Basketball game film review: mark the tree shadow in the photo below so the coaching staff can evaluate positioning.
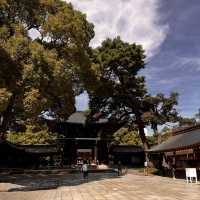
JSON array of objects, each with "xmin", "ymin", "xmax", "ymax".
[{"xmin": 0, "ymin": 170, "xmax": 121, "ymax": 192}]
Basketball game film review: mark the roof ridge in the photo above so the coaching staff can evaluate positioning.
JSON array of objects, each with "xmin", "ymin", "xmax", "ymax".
[{"xmin": 172, "ymin": 124, "xmax": 200, "ymax": 136}]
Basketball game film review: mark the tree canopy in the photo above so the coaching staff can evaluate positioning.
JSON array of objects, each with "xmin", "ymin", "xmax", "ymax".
[
  {"xmin": 0, "ymin": 1, "xmax": 182, "ymax": 150},
  {"xmin": 89, "ymin": 37, "xmax": 149, "ymax": 150},
  {"xmin": 142, "ymin": 92, "xmax": 179, "ymax": 143},
  {"xmin": 113, "ymin": 127, "xmax": 142, "ymax": 145},
  {"xmin": 89, "ymin": 37, "xmax": 179, "ymax": 152},
  {"xmin": 178, "ymin": 117, "xmax": 197, "ymax": 127},
  {"xmin": 6, "ymin": 124, "xmax": 59, "ymax": 145},
  {"xmin": 0, "ymin": 0, "xmax": 95, "ymax": 138}
]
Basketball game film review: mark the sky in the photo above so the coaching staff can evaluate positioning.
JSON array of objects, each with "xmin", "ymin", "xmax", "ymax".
[{"xmin": 71, "ymin": 0, "xmax": 200, "ymax": 118}]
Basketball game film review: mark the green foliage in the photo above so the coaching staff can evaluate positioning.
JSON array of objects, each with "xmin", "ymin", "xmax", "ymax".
[
  {"xmin": 142, "ymin": 93, "xmax": 179, "ymax": 144},
  {"xmin": 113, "ymin": 127, "xmax": 142, "ymax": 145},
  {"xmin": 0, "ymin": 0, "xmax": 95, "ymax": 135},
  {"xmin": 145, "ymin": 127, "xmax": 173, "ymax": 146},
  {"xmin": 89, "ymin": 37, "xmax": 180, "ymax": 150},
  {"xmin": 178, "ymin": 117, "xmax": 197, "ymax": 127},
  {"xmin": 146, "ymin": 135, "xmax": 157, "ymax": 146},
  {"xmin": 89, "ymin": 37, "xmax": 149, "ymax": 149},
  {"xmin": 160, "ymin": 126, "xmax": 172, "ymax": 142},
  {"xmin": 142, "ymin": 92, "xmax": 179, "ymax": 132},
  {"xmin": 0, "ymin": 88, "xmax": 12, "ymax": 112},
  {"xmin": 6, "ymin": 125, "xmax": 58, "ymax": 145},
  {"xmin": 90, "ymin": 37, "xmax": 146, "ymax": 100},
  {"xmin": 90, "ymin": 37, "xmax": 146, "ymax": 118}
]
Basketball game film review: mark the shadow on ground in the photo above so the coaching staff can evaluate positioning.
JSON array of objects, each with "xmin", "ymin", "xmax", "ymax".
[
  {"xmin": 128, "ymin": 167, "xmax": 200, "ymax": 179},
  {"xmin": 0, "ymin": 171, "xmax": 121, "ymax": 192}
]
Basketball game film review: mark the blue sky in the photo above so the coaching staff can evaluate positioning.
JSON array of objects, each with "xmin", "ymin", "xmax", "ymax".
[
  {"xmin": 70, "ymin": 0, "xmax": 200, "ymax": 117},
  {"xmin": 142, "ymin": 0, "xmax": 200, "ymax": 117}
]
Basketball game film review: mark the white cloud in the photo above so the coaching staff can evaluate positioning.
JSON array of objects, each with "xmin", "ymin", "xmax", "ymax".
[
  {"xmin": 66, "ymin": 0, "xmax": 168, "ymax": 58},
  {"xmin": 161, "ymin": 57, "xmax": 200, "ymax": 73},
  {"xmin": 180, "ymin": 57, "xmax": 200, "ymax": 71},
  {"xmin": 158, "ymin": 79, "xmax": 175, "ymax": 85}
]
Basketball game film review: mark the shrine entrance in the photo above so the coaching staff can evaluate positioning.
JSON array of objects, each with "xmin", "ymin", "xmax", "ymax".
[
  {"xmin": 62, "ymin": 137, "xmax": 101, "ymax": 164},
  {"xmin": 53, "ymin": 112, "xmax": 123, "ymax": 165},
  {"xmin": 77, "ymin": 149, "xmax": 92, "ymax": 161}
]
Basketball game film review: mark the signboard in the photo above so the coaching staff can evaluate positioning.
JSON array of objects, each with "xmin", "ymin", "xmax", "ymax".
[
  {"xmin": 185, "ymin": 168, "xmax": 198, "ymax": 183},
  {"xmin": 77, "ymin": 149, "xmax": 92, "ymax": 153}
]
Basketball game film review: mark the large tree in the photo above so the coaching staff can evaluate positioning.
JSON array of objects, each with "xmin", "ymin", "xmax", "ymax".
[
  {"xmin": 89, "ymin": 37, "xmax": 180, "ymax": 156},
  {"xmin": 89, "ymin": 37, "xmax": 149, "ymax": 152},
  {"xmin": 0, "ymin": 0, "xmax": 95, "ymax": 139}
]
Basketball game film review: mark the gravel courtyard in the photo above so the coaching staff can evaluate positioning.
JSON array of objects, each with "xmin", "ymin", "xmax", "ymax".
[{"xmin": 0, "ymin": 172, "xmax": 199, "ymax": 200}]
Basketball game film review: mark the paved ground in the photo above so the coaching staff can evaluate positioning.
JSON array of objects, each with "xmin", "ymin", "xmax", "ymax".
[{"xmin": 0, "ymin": 172, "xmax": 200, "ymax": 200}]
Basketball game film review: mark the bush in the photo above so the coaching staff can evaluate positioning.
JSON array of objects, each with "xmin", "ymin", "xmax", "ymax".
[
  {"xmin": 138, "ymin": 167, "xmax": 159, "ymax": 175},
  {"xmin": 6, "ymin": 125, "xmax": 58, "ymax": 145}
]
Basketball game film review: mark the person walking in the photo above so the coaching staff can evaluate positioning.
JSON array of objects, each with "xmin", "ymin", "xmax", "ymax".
[
  {"xmin": 171, "ymin": 155, "xmax": 176, "ymax": 179},
  {"xmin": 144, "ymin": 160, "xmax": 148, "ymax": 176},
  {"xmin": 117, "ymin": 161, "xmax": 122, "ymax": 176},
  {"xmin": 82, "ymin": 160, "xmax": 88, "ymax": 179}
]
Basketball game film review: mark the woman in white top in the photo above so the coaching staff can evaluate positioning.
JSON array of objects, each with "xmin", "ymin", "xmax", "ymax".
[{"xmin": 82, "ymin": 160, "xmax": 88, "ymax": 179}]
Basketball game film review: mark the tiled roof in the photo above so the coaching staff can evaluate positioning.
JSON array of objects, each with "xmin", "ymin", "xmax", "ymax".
[
  {"xmin": 149, "ymin": 127, "xmax": 200, "ymax": 152},
  {"xmin": 112, "ymin": 145, "xmax": 144, "ymax": 153},
  {"xmin": 67, "ymin": 111, "xmax": 108, "ymax": 124},
  {"xmin": 7, "ymin": 142, "xmax": 60, "ymax": 154}
]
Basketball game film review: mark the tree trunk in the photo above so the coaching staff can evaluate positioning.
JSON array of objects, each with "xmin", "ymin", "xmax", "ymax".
[
  {"xmin": 0, "ymin": 94, "xmax": 15, "ymax": 141},
  {"xmin": 157, "ymin": 133, "xmax": 162, "ymax": 144},
  {"xmin": 153, "ymin": 126, "xmax": 162, "ymax": 144},
  {"xmin": 135, "ymin": 114, "xmax": 149, "ymax": 161}
]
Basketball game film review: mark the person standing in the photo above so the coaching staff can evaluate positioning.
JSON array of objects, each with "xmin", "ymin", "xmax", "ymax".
[
  {"xmin": 82, "ymin": 160, "xmax": 88, "ymax": 179},
  {"xmin": 171, "ymin": 155, "xmax": 176, "ymax": 179},
  {"xmin": 117, "ymin": 161, "xmax": 122, "ymax": 176},
  {"xmin": 162, "ymin": 156, "xmax": 170, "ymax": 176},
  {"xmin": 144, "ymin": 160, "xmax": 148, "ymax": 176}
]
